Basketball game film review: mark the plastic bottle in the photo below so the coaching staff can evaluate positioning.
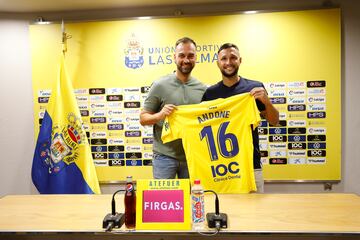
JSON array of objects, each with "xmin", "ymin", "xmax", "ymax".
[
  {"xmin": 191, "ymin": 179, "xmax": 205, "ymax": 230},
  {"xmin": 124, "ymin": 176, "xmax": 136, "ymax": 229}
]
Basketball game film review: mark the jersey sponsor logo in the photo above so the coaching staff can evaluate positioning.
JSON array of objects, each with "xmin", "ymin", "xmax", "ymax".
[
  {"xmin": 92, "ymin": 152, "xmax": 108, "ymax": 159},
  {"xmin": 74, "ymin": 88, "xmax": 87, "ymax": 95},
  {"xmin": 288, "ymin": 135, "xmax": 306, "ymax": 142},
  {"xmin": 124, "ymin": 101, "xmax": 141, "ymax": 108},
  {"xmin": 126, "ymin": 145, "xmax": 142, "ymax": 151},
  {"xmin": 91, "ymin": 131, "xmax": 107, "ymax": 138},
  {"xmin": 108, "ymin": 124, "xmax": 124, "ymax": 130},
  {"xmin": 307, "ymin": 96, "xmax": 326, "ymax": 103},
  {"xmin": 125, "ymin": 131, "xmax": 141, "ymax": 137},
  {"xmin": 109, "ymin": 159, "xmax": 125, "ymax": 166},
  {"xmin": 269, "ymin": 143, "xmax": 286, "ymax": 149},
  {"xmin": 308, "ymin": 127, "xmax": 326, "ymax": 134},
  {"xmin": 94, "ymin": 160, "xmax": 108, "ymax": 166},
  {"xmin": 308, "ymin": 150, "xmax": 326, "ymax": 157},
  {"xmin": 80, "ymin": 110, "xmax": 89, "ymax": 116},
  {"xmin": 307, "ymin": 80, "xmax": 326, "ymax": 88},
  {"xmin": 125, "ymin": 123, "xmax": 141, "ymax": 130},
  {"xmin": 308, "ymin": 104, "xmax": 326, "ymax": 111},
  {"xmin": 287, "ymin": 82, "xmax": 305, "ymax": 88},
  {"xmin": 308, "ymin": 120, "xmax": 325, "ymax": 126},
  {"xmin": 288, "ymin": 142, "xmax": 306, "ymax": 149},
  {"xmin": 288, "ymin": 97, "xmax": 305, "ymax": 104},
  {"xmin": 90, "ymin": 103, "xmax": 105, "ymax": 109},
  {"xmin": 106, "ymin": 95, "xmax": 123, "ymax": 101},
  {"xmin": 91, "ymin": 145, "xmax": 107, "ymax": 152},
  {"xmin": 143, "ymin": 138, "xmax": 154, "ymax": 144},
  {"xmin": 89, "ymin": 88, "xmax": 105, "ymax": 95},
  {"xmin": 288, "ymin": 120, "xmax": 306, "ymax": 127},
  {"xmin": 288, "ymin": 89, "xmax": 306, "ymax": 96},
  {"xmin": 259, "ymin": 142, "xmax": 268, "ymax": 150},
  {"xmin": 107, "ymin": 102, "xmax": 123, "ymax": 108},
  {"xmin": 269, "ymin": 89, "xmax": 286, "ymax": 97},
  {"xmin": 269, "ymin": 150, "xmax": 286, "ymax": 157},
  {"xmin": 109, "ymin": 152, "xmax": 125, "ymax": 159},
  {"xmin": 211, "ymin": 161, "xmax": 240, "ymax": 178},
  {"xmin": 90, "ymin": 138, "xmax": 107, "ymax": 145},
  {"xmin": 38, "ymin": 89, "xmax": 51, "ymax": 97},
  {"xmin": 106, "ymin": 88, "xmax": 123, "ymax": 95},
  {"xmin": 308, "ymin": 142, "xmax": 326, "ymax": 149},
  {"xmin": 143, "ymin": 152, "xmax": 153, "ymax": 159},
  {"xmin": 90, "ymin": 95, "xmax": 106, "ymax": 102},
  {"xmin": 270, "ymin": 97, "xmax": 286, "ymax": 104},
  {"xmin": 307, "ymin": 134, "xmax": 326, "ymax": 141},
  {"xmin": 108, "ymin": 117, "xmax": 123, "ymax": 123},
  {"xmin": 90, "ymin": 117, "xmax": 106, "ymax": 124},
  {"xmin": 279, "ymin": 112, "xmax": 287, "ymax": 119},
  {"xmin": 269, "ymin": 158, "xmax": 287, "ymax": 164},
  {"xmin": 269, "ymin": 82, "xmax": 286, "ymax": 89},
  {"xmin": 269, "ymin": 135, "xmax": 287, "ymax": 142},
  {"xmin": 307, "ymin": 157, "xmax": 326, "ymax": 164},
  {"xmin": 126, "ymin": 160, "xmax": 143, "ymax": 166},
  {"xmin": 261, "ymin": 157, "xmax": 269, "ymax": 165},
  {"xmin": 288, "ymin": 157, "xmax": 306, "ymax": 164},
  {"xmin": 259, "ymin": 136, "xmax": 268, "ymax": 141},
  {"xmin": 76, "ymin": 96, "xmax": 88, "ymax": 102},
  {"xmin": 307, "ymin": 88, "xmax": 326, "ymax": 95},
  {"xmin": 108, "ymin": 145, "xmax": 125, "ymax": 152},
  {"xmin": 288, "ymin": 113, "xmax": 306, "ymax": 118},
  {"xmin": 258, "ymin": 128, "xmax": 268, "ymax": 135},
  {"xmin": 108, "ymin": 138, "xmax": 124, "ymax": 145},
  {"xmin": 38, "ymin": 97, "xmax": 49, "ymax": 103},
  {"xmin": 260, "ymin": 121, "xmax": 268, "ymax": 127},
  {"xmin": 90, "ymin": 109, "xmax": 106, "ymax": 117},
  {"xmin": 288, "ymin": 150, "xmax": 306, "ymax": 157},
  {"xmin": 307, "ymin": 112, "xmax": 326, "ymax": 119},
  {"xmin": 269, "ymin": 128, "xmax": 287, "ymax": 135},
  {"xmin": 124, "ymin": 94, "xmax": 140, "ymax": 101},
  {"xmin": 260, "ymin": 151, "xmax": 268, "ymax": 157},
  {"xmin": 288, "ymin": 104, "xmax": 306, "ymax": 111},
  {"xmin": 107, "ymin": 109, "xmax": 123, "ymax": 116},
  {"xmin": 141, "ymin": 86, "xmax": 151, "ymax": 93},
  {"xmin": 126, "ymin": 152, "xmax": 142, "ymax": 159},
  {"xmin": 143, "ymin": 160, "xmax": 152, "ymax": 166},
  {"xmin": 288, "ymin": 127, "xmax": 306, "ymax": 134}
]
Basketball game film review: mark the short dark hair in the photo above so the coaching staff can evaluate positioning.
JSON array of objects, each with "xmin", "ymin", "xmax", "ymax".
[
  {"xmin": 217, "ymin": 43, "xmax": 239, "ymax": 54},
  {"xmin": 175, "ymin": 37, "xmax": 196, "ymax": 48}
]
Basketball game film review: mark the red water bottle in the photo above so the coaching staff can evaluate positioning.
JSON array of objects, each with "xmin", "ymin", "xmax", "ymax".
[{"xmin": 124, "ymin": 176, "xmax": 136, "ymax": 228}]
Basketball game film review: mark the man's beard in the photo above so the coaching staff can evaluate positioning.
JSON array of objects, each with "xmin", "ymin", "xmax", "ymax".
[
  {"xmin": 177, "ymin": 63, "xmax": 194, "ymax": 75},
  {"xmin": 221, "ymin": 66, "xmax": 239, "ymax": 78}
]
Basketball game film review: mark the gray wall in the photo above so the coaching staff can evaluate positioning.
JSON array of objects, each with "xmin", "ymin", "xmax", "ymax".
[{"xmin": 0, "ymin": 0, "xmax": 359, "ymax": 196}]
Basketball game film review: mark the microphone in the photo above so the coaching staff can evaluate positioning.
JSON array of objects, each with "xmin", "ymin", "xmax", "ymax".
[
  {"xmin": 102, "ymin": 189, "xmax": 125, "ymax": 232},
  {"xmin": 204, "ymin": 190, "xmax": 228, "ymax": 229}
]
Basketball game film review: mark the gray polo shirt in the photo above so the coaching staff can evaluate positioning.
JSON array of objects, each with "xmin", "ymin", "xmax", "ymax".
[{"xmin": 143, "ymin": 73, "xmax": 206, "ymax": 161}]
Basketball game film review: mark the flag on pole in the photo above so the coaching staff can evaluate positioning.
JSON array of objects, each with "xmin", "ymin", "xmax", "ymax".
[{"xmin": 32, "ymin": 54, "xmax": 101, "ymax": 194}]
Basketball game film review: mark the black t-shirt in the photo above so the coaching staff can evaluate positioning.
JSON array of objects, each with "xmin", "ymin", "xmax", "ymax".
[{"xmin": 202, "ymin": 77, "xmax": 266, "ymax": 169}]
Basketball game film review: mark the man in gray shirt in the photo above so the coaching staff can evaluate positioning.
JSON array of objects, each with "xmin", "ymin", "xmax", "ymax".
[{"xmin": 140, "ymin": 37, "xmax": 206, "ymax": 179}]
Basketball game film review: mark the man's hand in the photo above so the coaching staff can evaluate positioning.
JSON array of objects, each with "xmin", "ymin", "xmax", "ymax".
[
  {"xmin": 249, "ymin": 87, "xmax": 271, "ymax": 105},
  {"xmin": 159, "ymin": 104, "xmax": 177, "ymax": 120}
]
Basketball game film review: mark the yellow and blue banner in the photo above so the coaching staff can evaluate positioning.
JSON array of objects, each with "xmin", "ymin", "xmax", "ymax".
[{"xmin": 32, "ymin": 54, "xmax": 101, "ymax": 194}]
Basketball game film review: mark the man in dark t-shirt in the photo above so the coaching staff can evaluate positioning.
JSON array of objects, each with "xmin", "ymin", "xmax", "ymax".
[{"xmin": 202, "ymin": 43, "xmax": 279, "ymax": 193}]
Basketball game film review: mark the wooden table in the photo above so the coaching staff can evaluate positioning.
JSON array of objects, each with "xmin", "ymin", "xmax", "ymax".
[{"xmin": 0, "ymin": 193, "xmax": 359, "ymax": 239}]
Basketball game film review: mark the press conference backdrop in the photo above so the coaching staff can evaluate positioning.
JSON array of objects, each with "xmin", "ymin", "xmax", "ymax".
[{"xmin": 30, "ymin": 8, "xmax": 341, "ymax": 182}]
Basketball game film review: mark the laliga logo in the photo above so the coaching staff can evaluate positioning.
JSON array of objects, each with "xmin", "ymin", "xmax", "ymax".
[{"xmin": 124, "ymin": 33, "xmax": 144, "ymax": 69}]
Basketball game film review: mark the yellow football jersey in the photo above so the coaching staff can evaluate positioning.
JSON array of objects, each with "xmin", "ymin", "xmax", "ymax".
[{"xmin": 162, "ymin": 93, "xmax": 261, "ymax": 193}]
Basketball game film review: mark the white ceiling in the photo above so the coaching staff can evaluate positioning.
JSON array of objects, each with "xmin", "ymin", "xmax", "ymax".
[{"xmin": 0, "ymin": 0, "xmax": 252, "ymax": 13}]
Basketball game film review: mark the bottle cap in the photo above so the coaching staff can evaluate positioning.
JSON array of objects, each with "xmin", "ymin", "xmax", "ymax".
[{"xmin": 194, "ymin": 179, "xmax": 200, "ymax": 184}]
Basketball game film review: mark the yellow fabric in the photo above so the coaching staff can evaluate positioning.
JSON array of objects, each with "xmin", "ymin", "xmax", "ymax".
[{"xmin": 162, "ymin": 93, "xmax": 261, "ymax": 193}]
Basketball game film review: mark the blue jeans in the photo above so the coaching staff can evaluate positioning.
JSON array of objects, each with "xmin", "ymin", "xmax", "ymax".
[{"xmin": 152, "ymin": 153, "xmax": 189, "ymax": 179}]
